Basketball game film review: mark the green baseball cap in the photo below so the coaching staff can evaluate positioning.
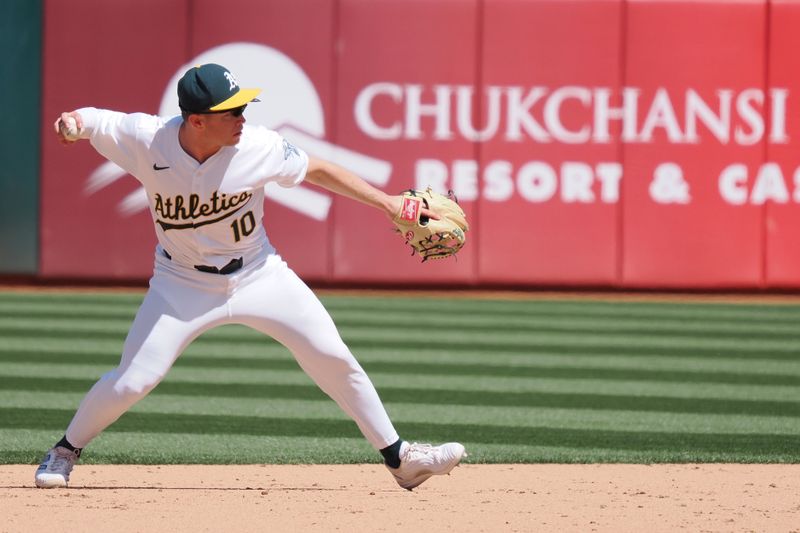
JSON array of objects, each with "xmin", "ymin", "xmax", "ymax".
[{"xmin": 177, "ymin": 63, "xmax": 261, "ymax": 113}]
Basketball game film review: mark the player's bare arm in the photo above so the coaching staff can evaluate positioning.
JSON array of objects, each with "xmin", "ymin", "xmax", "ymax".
[{"xmin": 304, "ymin": 156, "xmax": 440, "ymax": 222}]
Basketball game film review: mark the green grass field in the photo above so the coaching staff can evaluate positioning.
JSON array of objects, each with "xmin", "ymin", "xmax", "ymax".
[{"xmin": 2, "ymin": 290, "xmax": 800, "ymax": 465}]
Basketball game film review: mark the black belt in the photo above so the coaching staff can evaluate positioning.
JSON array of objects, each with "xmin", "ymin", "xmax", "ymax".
[
  {"xmin": 162, "ymin": 249, "xmax": 243, "ymax": 275},
  {"xmin": 194, "ymin": 257, "xmax": 243, "ymax": 275}
]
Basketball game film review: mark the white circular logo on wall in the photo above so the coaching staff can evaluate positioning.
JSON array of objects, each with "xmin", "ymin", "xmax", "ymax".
[
  {"xmin": 87, "ymin": 42, "xmax": 391, "ymax": 221},
  {"xmin": 159, "ymin": 43, "xmax": 325, "ymax": 137}
]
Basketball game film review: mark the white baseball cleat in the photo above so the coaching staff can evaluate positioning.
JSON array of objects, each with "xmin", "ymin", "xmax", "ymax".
[
  {"xmin": 387, "ymin": 441, "xmax": 466, "ymax": 490},
  {"xmin": 35, "ymin": 446, "xmax": 80, "ymax": 488}
]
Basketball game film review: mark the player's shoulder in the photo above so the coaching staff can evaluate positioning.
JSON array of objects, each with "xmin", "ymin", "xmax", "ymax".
[
  {"xmin": 88, "ymin": 109, "xmax": 177, "ymax": 145},
  {"xmin": 132, "ymin": 112, "xmax": 180, "ymax": 133},
  {"xmin": 100, "ymin": 109, "xmax": 175, "ymax": 130},
  {"xmin": 238, "ymin": 124, "xmax": 285, "ymax": 152},
  {"xmin": 128, "ymin": 113, "xmax": 181, "ymax": 145},
  {"xmin": 241, "ymin": 123, "xmax": 280, "ymax": 142},
  {"xmin": 94, "ymin": 109, "xmax": 170, "ymax": 126}
]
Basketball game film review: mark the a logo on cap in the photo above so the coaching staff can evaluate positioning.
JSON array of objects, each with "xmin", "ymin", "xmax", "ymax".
[{"xmin": 224, "ymin": 71, "xmax": 238, "ymax": 91}]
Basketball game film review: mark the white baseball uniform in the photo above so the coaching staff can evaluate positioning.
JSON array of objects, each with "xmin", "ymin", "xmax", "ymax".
[{"xmin": 62, "ymin": 108, "xmax": 400, "ymax": 450}]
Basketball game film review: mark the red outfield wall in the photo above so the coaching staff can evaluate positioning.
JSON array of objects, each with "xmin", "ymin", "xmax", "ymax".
[{"xmin": 38, "ymin": 0, "xmax": 800, "ymax": 288}]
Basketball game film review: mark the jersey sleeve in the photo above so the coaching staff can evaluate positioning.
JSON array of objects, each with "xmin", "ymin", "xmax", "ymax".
[
  {"xmin": 255, "ymin": 128, "xmax": 310, "ymax": 189},
  {"xmin": 78, "ymin": 107, "xmax": 154, "ymax": 179}
]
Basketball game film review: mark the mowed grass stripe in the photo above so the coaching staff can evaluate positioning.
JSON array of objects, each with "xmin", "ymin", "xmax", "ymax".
[
  {"xmin": 7, "ymin": 390, "xmax": 800, "ymax": 436},
  {"xmin": 320, "ymin": 297, "xmax": 800, "ymax": 322},
  {"xmin": 0, "ymin": 305, "xmax": 793, "ymax": 339},
  {"xmin": 1, "ymin": 319, "xmax": 798, "ymax": 358},
  {"xmin": 3, "ymin": 335, "xmax": 800, "ymax": 376},
  {"xmin": 2, "ymin": 375, "xmax": 799, "ymax": 417},
  {"xmin": 4, "ymin": 363, "xmax": 799, "ymax": 402},
  {"xmin": 331, "ymin": 313, "xmax": 800, "ymax": 339},
  {"xmin": 0, "ymin": 293, "xmax": 144, "ymax": 309},
  {"xmin": 5, "ymin": 433, "xmax": 795, "ymax": 465},
  {"xmin": 0, "ymin": 337, "xmax": 800, "ymax": 381},
  {"xmin": 4, "ymin": 349, "xmax": 800, "ymax": 386},
  {"xmin": 4, "ymin": 430, "xmax": 383, "ymax": 466},
  {"xmin": 0, "ymin": 301, "xmax": 138, "ymax": 319},
  {"xmin": 4, "ymin": 290, "xmax": 800, "ymax": 324},
  {"xmin": 5, "ymin": 298, "xmax": 800, "ymax": 335},
  {"xmin": 5, "ymin": 309, "xmax": 800, "ymax": 342},
  {"xmin": 5, "ymin": 299, "xmax": 800, "ymax": 337},
  {"xmin": 4, "ymin": 406, "xmax": 800, "ymax": 461}
]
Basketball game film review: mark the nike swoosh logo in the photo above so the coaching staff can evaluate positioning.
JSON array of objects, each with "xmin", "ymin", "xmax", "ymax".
[{"xmin": 153, "ymin": 163, "xmax": 170, "ymax": 171}]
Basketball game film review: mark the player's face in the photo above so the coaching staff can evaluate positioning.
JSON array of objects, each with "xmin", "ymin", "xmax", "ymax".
[{"xmin": 202, "ymin": 106, "xmax": 247, "ymax": 146}]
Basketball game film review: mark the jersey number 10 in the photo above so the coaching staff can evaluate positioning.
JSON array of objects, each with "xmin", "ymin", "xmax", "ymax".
[{"xmin": 230, "ymin": 211, "xmax": 256, "ymax": 242}]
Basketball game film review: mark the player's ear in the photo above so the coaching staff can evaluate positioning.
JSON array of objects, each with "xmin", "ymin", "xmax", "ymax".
[{"xmin": 187, "ymin": 113, "xmax": 206, "ymax": 130}]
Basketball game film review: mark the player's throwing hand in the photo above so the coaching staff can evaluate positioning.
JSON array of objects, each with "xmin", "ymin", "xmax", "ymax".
[{"xmin": 54, "ymin": 111, "xmax": 84, "ymax": 145}]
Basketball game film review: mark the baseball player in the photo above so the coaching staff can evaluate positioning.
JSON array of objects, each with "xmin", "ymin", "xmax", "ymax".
[{"xmin": 35, "ymin": 63, "xmax": 465, "ymax": 490}]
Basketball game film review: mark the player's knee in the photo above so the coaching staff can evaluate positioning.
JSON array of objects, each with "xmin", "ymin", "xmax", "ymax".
[
  {"xmin": 111, "ymin": 366, "xmax": 162, "ymax": 398},
  {"xmin": 321, "ymin": 347, "xmax": 365, "ymax": 376}
]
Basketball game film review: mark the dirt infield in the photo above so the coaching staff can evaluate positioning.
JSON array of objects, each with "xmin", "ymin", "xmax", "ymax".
[{"xmin": 2, "ymin": 464, "xmax": 799, "ymax": 532}]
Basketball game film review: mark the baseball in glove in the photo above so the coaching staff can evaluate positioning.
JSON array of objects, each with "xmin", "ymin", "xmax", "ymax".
[{"xmin": 392, "ymin": 188, "xmax": 469, "ymax": 262}]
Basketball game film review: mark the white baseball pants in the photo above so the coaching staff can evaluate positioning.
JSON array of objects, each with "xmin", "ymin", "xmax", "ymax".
[{"xmin": 64, "ymin": 254, "xmax": 400, "ymax": 450}]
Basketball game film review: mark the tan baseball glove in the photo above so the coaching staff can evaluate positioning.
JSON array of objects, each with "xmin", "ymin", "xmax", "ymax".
[{"xmin": 392, "ymin": 188, "xmax": 469, "ymax": 261}]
